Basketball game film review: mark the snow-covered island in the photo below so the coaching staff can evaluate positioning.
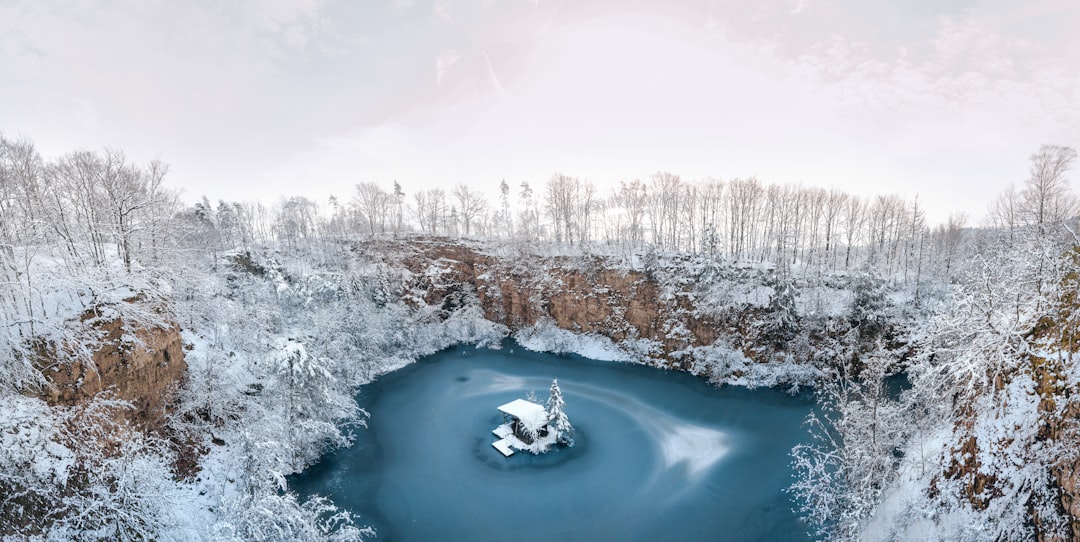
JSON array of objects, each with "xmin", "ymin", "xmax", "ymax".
[{"xmin": 492, "ymin": 379, "xmax": 574, "ymax": 457}]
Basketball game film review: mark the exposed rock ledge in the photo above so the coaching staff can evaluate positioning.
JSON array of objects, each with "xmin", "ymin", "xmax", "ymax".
[
  {"xmin": 373, "ymin": 238, "xmax": 723, "ymax": 366},
  {"xmin": 33, "ymin": 306, "xmax": 187, "ymax": 432},
  {"xmin": 354, "ymin": 237, "xmax": 827, "ymax": 383}
]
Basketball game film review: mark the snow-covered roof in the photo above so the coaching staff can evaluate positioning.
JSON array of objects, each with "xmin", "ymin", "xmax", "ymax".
[{"xmin": 498, "ymin": 399, "xmax": 548, "ymax": 431}]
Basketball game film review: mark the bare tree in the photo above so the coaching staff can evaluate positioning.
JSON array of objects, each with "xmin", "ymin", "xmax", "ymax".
[
  {"xmin": 842, "ymin": 196, "xmax": 866, "ymax": 269},
  {"xmin": 577, "ymin": 179, "xmax": 597, "ymax": 243},
  {"xmin": 1014, "ymin": 145, "xmax": 1077, "ymax": 300},
  {"xmin": 906, "ymin": 196, "xmax": 928, "ymax": 304},
  {"xmin": 50, "ymin": 151, "xmax": 109, "ymax": 265},
  {"xmin": 728, "ymin": 177, "xmax": 762, "ymax": 260},
  {"xmin": 988, "ymin": 182, "xmax": 1021, "ymax": 243},
  {"xmin": 696, "ymin": 178, "xmax": 725, "ymax": 256},
  {"xmin": 865, "ymin": 194, "xmax": 908, "ymax": 272},
  {"xmin": 802, "ymin": 187, "xmax": 826, "ymax": 267},
  {"xmin": 938, "ymin": 212, "xmax": 967, "ymax": 280},
  {"xmin": 96, "ymin": 151, "xmax": 171, "ymax": 272},
  {"xmin": 130, "ymin": 160, "xmax": 179, "ymax": 264},
  {"xmin": 823, "ymin": 189, "xmax": 847, "ymax": 270},
  {"xmin": 761, "ymin": 184, "xmax": 785, "ymax": 265},
  {"xmin": 351, "ymin": 182, "xmax": 391, "ymax": 235},
  {"xmin": 679, "ymin": 182, "xmax": 698, "ymax": 252},
  {"xmin": 275, "ymin": 196, "xmax": 319, "ymax": 247},
  {"xmin": 647, "ymin": 171, "xmax": 682, "ymax": 250},
  {"xmin": 452, "ymin": 184, "xmax": 487, "ymax": 237},
  {"xmin": 412, "ymin": 189, "xmax": 444, "ymax": 234},
  {"xmin": 613, "ymin": 180, "xmax": 648, "ymax": 247},
  {"xmin": 546, "ymin": 173, "xmax": 578, "ymax": 244},
  {"xmin": 1021, "ymin": 145, "xmax": 1078, "ymax": 235}
]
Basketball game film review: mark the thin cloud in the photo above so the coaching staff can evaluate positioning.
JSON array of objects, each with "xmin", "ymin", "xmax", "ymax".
[
  {"xmin": 435, "ymin": 2, "xmax": 454, "ymax": 23},
  {"xmin": 1, "ymin": 0, "xmax": 1076, "ymax": 225},
  {"xmin": 484, "ymin": 52, "xmax": 506, "ymax": 97},
  {"xmin": 795, "ymin": 11, "xmax": 1078, "ymax": 125},
  {"xmin": 436, "ymin": 49, "xmax": 461, "ymax": 87}
]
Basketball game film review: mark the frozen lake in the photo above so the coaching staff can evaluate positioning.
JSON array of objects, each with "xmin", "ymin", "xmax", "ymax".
[{"xmin": 292, "ymin": 341, "xmax": 815, "ymax": 541}]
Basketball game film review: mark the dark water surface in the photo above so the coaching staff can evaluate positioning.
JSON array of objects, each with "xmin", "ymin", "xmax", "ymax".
[{"xmin": 292, "ymin": 341, "xmax": 815, "ymax": 541}]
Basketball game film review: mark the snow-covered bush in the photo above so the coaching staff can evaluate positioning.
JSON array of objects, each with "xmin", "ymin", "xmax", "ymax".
[{"xmin": 0, "ymin": 395, "xmax": 195, "ymax": 539}]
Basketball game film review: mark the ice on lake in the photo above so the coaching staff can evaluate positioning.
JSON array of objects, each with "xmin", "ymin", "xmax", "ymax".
[{"xmin": 292, "ymin": 341, "xmax": 814, "ymax": 541}]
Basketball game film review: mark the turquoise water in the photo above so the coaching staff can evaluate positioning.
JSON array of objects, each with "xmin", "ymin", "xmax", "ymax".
[{"xmin": 292, "ymin": 342, "xmax": 815, "ymax": 541}]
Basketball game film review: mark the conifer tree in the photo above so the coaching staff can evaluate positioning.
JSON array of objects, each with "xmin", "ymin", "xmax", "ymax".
[{"xmin": 546, "ymin": 378, "xmax": 574, "ymax": 447}]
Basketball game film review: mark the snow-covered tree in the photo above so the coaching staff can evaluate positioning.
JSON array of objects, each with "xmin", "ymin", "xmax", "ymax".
[
  {"xmin": 848, "ymin": 267, "xmax": 890, "ymax": 340},
  {"xmin": 789, "ymin": 352, "xmax": 908, "ymax": 540},
  {"xmin": 272, "ymin": 338, "xmax": 360, "ymax": 471},
  {"xmin": 761, "ymin": 274, "xmax": 799, "ymax": 347},
  {"xmin": 55, "ymin": 423, "xmax": 186, "ymax": 540},
  {"xmin": 211, "ymin": 492, "xmax": 373, "ymax": 542},
  {"xmin": 546, "ymin": 378, "xmax": 574, "ymax": 447},
  {"xmin": 0, "ymin": 395, "xmax": 192, "ymax": 539}
]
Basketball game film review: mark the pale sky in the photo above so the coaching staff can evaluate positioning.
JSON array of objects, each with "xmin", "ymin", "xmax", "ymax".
[{"xmin": 2, "ymin": 0, "xmax": 1079, "ymax": 224}]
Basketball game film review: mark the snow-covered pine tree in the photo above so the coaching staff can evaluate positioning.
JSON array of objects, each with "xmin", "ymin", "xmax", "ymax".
[
  {"xmin": 762, "ymin": 274, "xmax": 800, "ymax": 347},
  {"xmin": 848, "ymin": 267, "xmax": 890, "ymax": 340},
  {"xmin": 546, "ymin": 378, "xmax": 574, "ymax": 447}
]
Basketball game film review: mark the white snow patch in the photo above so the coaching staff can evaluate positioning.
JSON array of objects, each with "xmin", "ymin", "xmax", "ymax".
[
  {"xmin": 514, "ymin": 321, "xmax": 630, "ymax": 362},
  {"xmin": 463, "ymin": 371, "xmax": 527, "ymax": 395},
  {"xmin": 570, "ymin": 381, "xmax": 730, "ymax": 480},
  {"xmin": 655, "ymin": 423, "xmax": 729, "ymax": 478}
]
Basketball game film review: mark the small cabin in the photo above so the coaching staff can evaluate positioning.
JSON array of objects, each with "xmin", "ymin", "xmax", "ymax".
[
  {"xmin": 498, "ymin": 399, "xmax": 550, "ymax": 443},
  {"xmin": 492, "ymin": 398, "xmax": 553, "ymax": 457}
]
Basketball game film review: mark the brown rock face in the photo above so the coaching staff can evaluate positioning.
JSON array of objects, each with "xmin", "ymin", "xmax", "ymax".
[
  {"xmin": 480, "ymin": 265, "xmax": 719, "ymax": 353},
  {"xmin": 1035, "ymin": 364, "xmax": 1080, "ymax": 541},
  {"xmin": 1028, "ymin": 253, "xmax": 1080, "ymax": 541},
  {"xmin": 1053, "ymin": 442, "xmax": 1080, "ymax": 541},
  {"xmin": 371, "ymin": 238, "xmax": 724, "ymax": 367},
  {"xmin": 35, "ymin": 312, "xmax": 187, "ymax": 432}
]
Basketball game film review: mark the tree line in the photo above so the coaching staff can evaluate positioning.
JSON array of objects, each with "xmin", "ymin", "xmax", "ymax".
[
  {"xmin": 5, "ymin": 132, "xmax": 1074, "ymax": 296},
  {"xmin": 189, "ymin": 172, "xmax": 977, "ymax": 284}
]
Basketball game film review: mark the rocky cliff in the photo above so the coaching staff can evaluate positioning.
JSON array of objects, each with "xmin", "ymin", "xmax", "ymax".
[
  {"xmin": 379, "ymin": 238, "xmax": 726, "ymax": 367},
  {"xmin": 34, "ymin": 304, "xmax": 187, "ymax": 432},
  {"xmin": 941, "ymin": 250, "xmax": 1080, "ymax": 542},
  {"xmin": 356, "ymin": 237, "xmax": 846, "ymax": 387},
  {"xmin": 1030, "ymin": 258, "xmax": 1080, "ymax": 542}
]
